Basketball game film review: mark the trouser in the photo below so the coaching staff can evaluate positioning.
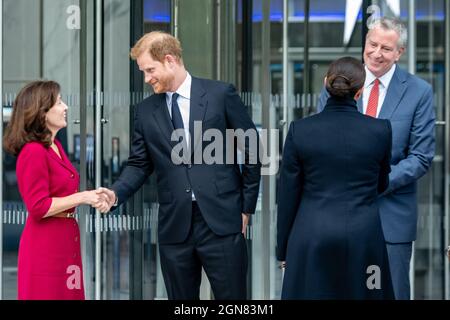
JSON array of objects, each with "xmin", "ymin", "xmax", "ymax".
[
  {"xmin": 386, "ymin": 242, "xmax": 413, "ymax": 300},
  {"xmin": 159, "ymin": 201, "xmax": 248, "ymax": 300}
]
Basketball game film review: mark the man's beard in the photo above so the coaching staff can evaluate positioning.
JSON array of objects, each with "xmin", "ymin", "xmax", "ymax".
[{"xmin": 152, "ymin": 74, "xmax": 174, "ymax": 94}]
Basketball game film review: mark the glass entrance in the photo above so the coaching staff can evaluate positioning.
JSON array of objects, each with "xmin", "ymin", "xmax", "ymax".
[
  {"xmin": 1, "ymin": 0, "xmax": 449, "ymax": 300},
  {"xmin": 1, "ymin": 0, "xmax": 86, "ymax": 299}
]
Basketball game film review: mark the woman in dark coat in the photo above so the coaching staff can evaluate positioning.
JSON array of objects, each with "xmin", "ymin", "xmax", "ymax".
[{"xmin": 276, "ymin": 57, "xmax": 394, "ymax": 299}]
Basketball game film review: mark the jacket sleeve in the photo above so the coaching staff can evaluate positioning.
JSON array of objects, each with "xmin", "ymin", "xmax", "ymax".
[
  {"xmin": 16, "ymin": 144, "xmax": 52, "ymax": 221},
  {"xmin": 224, "ymin": 84, "xmax": 262, "ymax": 214},
  {"xmin": 111, "ymin": 103, "xmax": 154, "ymax": 208},
  {"xmin": 276, "ymin": 123, "xmax": 303, "ymax": 261},
  {"xmin": 385, "ymin": 84, "xmax": 435, "ymax": 193},
  {"xmin": 378, "ymin": 120, "xmax": 392, "ymax": 194}
]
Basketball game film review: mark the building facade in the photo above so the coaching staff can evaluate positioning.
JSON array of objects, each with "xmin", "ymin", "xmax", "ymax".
[{"xmin": 0, "ymin": 0, "xmax": 449, "ymax": 300}]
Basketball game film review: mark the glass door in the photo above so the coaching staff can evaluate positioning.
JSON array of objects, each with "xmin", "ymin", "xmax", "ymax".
[
  {"xmin": 2, "ymin": 0, "xmax": 449, "ymax": 301},
  {"xmin": 1, "ymin": 0, "xmax": 86, "ymax": 299},
  {"xmin": 411, "ymin": 0, "xmax": 447, "ymax": 299},
  {"xmin": 268, "ymin": 0, "xmax": 450, "ymax": 300}
]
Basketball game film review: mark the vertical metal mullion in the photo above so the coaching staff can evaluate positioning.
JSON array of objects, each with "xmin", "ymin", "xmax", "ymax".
[
  {"xmin": 241, "ymin": 0, "xmax": 253, "ymax": 122},
  {"xmin": 302, "ymin": 0, "xmax": 309, "ymax": 100},
  {"xmin": 426, "ymin": 0, "xmax": 435, "ymax": 299},
  {"xmin": 95, "ymin": 0, "xmax": 103, "ymax": 301},
  {"xmin": 39, "ymin": 0, "xmax": 43, "ymax": 78},
  {"xmin": 362, "ymin": 0, "xmax": 371, "ymax": 60},
  {"xmin": 408, "ymin": 0, "xmax": 416, "ymax": 75},
  {"xmin": 241, "ymin": 0, "xmax": 253, "ymax": 298},
  {"xmin": 129, "ymin": 0, "xmax": 144, "ymax": 300},
  {"xmin": 79, "ymin": 0, "xmax": 90, "ymax": 300},
  {"xmin": 407, "ymin": 0, "xmax": 416, "ymax": 300},
  {"xmin": 0, "ymin": 0, "xmax": 3, "ymax": 301},
  {"xmin": 444, "ymin": 0, "xmax": 450, "ymax": 302},
  {"xmin": 220, "ymin": 0, "xmax": 236, "ymax": 84},
  {"xmin": 260, "ymin": 0, "xmax": 271, "ymax": 300},
  {"xmin": 241, "ymin": 0, "xmax": 252, "ymax": 94},
  {"xmin": 215, "ymin": 0, "xmax": 221, "ymax": 80},
  {"xmin": 172, "ymin": 0, "xmax": 178, "ymax": 38},
  {"xmin": 281, "ymin": 0, "xmax": 288, "ymax": 141}
]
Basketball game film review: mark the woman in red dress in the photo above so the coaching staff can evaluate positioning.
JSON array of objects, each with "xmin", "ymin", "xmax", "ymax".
[{"xmin": 3, "ymin": 81, "xmax": 109, "ymax": 300}]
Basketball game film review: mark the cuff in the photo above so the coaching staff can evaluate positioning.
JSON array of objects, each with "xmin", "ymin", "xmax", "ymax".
[{"xmin": 113, "ymin": 191, "xmax": 118, "ymax": 207}]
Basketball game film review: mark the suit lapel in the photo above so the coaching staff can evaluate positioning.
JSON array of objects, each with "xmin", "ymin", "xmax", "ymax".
[
  {"xmin": 48, "ymin": 141, "xmax": 77, "ymax": 175},
  {"xmin": 189, "ymin": 77, "xmax": 207, "ymax": 157},
  {"xmin": 378, "ymin": 66, "xmax": 407, "ymax": 119},
  {"xmin": 151, "ymin": 79, "xmax": 208, "ymax": 159},
  {"xmin": 152, "ymin": 93, "xmax": 178, "ymax": 149}
]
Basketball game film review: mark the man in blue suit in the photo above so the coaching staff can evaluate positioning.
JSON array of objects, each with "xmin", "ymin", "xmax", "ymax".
[
  {"xmin": 317, "ymin": 18, "xmax": 435, "ymax": 300},
  {"xmin": 99, "ymin": 31, "xmax": 261, "ymax": 299}
]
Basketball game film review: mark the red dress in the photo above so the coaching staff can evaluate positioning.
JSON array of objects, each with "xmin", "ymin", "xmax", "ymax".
[{"xmin": 16, "ymin": 140, "xmax": 85, "ymax": 300}]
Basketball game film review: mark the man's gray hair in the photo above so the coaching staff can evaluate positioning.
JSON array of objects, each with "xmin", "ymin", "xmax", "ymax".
[{"xmin": 367, "ymin": 17, "xmax": 407, "ymax": 49}]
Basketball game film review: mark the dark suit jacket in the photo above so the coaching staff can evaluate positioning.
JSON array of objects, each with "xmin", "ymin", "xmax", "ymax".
[
  {"xmin": 112, "ymin": 77, "xmax": 261, "ymax": 244},
  {"xmin": 317, "ymin": 66, "xmax": 435, "ymax": 242}
]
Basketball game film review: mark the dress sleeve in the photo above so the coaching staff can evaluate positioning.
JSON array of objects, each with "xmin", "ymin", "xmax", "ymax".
[{"xmin": 16, "ymin": 143, "xmax": 53, "ymax": 220}]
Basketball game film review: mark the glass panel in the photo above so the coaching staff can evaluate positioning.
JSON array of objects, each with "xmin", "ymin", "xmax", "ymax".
[
  {"xmin": 98, "ymin": 0, "xmax": 132, "ymax": 300},
  {"xmin": 249, "ymin": 0, "xmax": 274, "ymax": 300},
  {"xmin": 412, "ymin": 0, "xmax": 446, "ymax": 300},
  {"xmin": 2, "ymin": 0, "xmax": 39, "ymax": 299},
  {"xmin": 267, "ymin": 0, "xmax": 448, "ymax": 300},
  {"xmin": 141, "ymin": 0, "xmax": 171, "ymax": 300},
  {"xmin": 2, "ymin": 0, "xmax": 84, "ymax": 299},
  {"xmin": 2, "ymin": 0, "xmax": 447, "ymax": 301},
  {"xmin": 177, "ymin": 0, "xmax": 215, "ymax": 79}
]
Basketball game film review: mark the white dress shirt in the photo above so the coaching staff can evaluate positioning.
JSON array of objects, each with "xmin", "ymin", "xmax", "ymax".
[
  {"xmin": 166, "ymin": 72, "xmax": 192, "ymax": 148},
  {"xmin": 166, "ymin": 72, "xmax": 196, "ymax": 200},
  {"xmin": 362, "ymin": 64, "xmax": 396, "ymax": 118}
]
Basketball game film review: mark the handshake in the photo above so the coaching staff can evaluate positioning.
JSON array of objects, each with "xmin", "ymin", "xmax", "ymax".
[{"xmin": 81, "ymin": 187, "xmax": 117, "ymax": 213}]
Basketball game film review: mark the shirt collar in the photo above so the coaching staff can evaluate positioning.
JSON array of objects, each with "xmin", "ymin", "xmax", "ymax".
[
  {"xmin": 364, "ymin": 64, "xmax": 396, "ymax": 89},
  {"xmin": 167, "ymin": 72, "xmax": 192, "ymax": 100}
]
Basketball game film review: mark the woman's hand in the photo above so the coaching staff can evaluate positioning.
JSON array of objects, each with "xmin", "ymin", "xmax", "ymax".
[{"xmin": 82, "ymin": 190, "xmax": 109, "ymax": 213}]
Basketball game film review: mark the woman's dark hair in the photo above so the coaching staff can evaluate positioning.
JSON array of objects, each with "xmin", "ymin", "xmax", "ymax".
[
  {"xmin": 3, "ymin": 80, "xmax": 60, "ymax": 156},
  {"xmin": 325, "ymin": 57, "xmax": 365, "ymax": 99}
]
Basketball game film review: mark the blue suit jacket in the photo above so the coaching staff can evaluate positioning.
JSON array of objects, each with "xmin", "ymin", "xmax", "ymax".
[
  {"xmin": 317, "ymin": 66, "xmax": 435, "ymax": 243},
  {"xmin": 111, "ymin": 77, "xmax": 261, "ymax": 244}
]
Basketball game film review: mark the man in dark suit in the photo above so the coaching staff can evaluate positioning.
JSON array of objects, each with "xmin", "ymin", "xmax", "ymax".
[
  {"xmin": 317, "ymin": 18, "xmax": 435, "ymax": 300},
  {"xmin": 99, "ymin": 31, "xmax": 261, "ymax": 299}
]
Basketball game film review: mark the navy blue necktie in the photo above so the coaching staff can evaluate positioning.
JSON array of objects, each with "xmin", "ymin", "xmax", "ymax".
[{"xmin": 171, "ymin": 93, "xmax": 184, "ymax": 130}]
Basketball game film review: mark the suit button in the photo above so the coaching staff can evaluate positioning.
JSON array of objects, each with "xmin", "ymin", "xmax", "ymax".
[
  {"xmin": 74, "ymin": 236, "xmax": 78, "ymax": 242},
  {"xmin": 70, "ymin": 174, "xmax": 75, "ymax": 178},
  {"xmin": 73, "ymin": 253, "xmax": 77, "ymax": 258},
  {"xmin": 187, "ymin": 164, "xmax": 192, "ymax": 169},
  {"xmin": 185, "ymin": 188, "xmax": 191, "ymax": 193}
]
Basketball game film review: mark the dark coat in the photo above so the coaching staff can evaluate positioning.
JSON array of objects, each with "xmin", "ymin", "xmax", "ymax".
[{"xmin": 277, "ymin": 96, "xmax": 394, "ymax": 299}]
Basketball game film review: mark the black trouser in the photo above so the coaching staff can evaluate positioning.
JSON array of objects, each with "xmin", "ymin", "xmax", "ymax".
[{"xmin": 159, "ymin": 202, "xmax": 248, "ymax": 300}]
